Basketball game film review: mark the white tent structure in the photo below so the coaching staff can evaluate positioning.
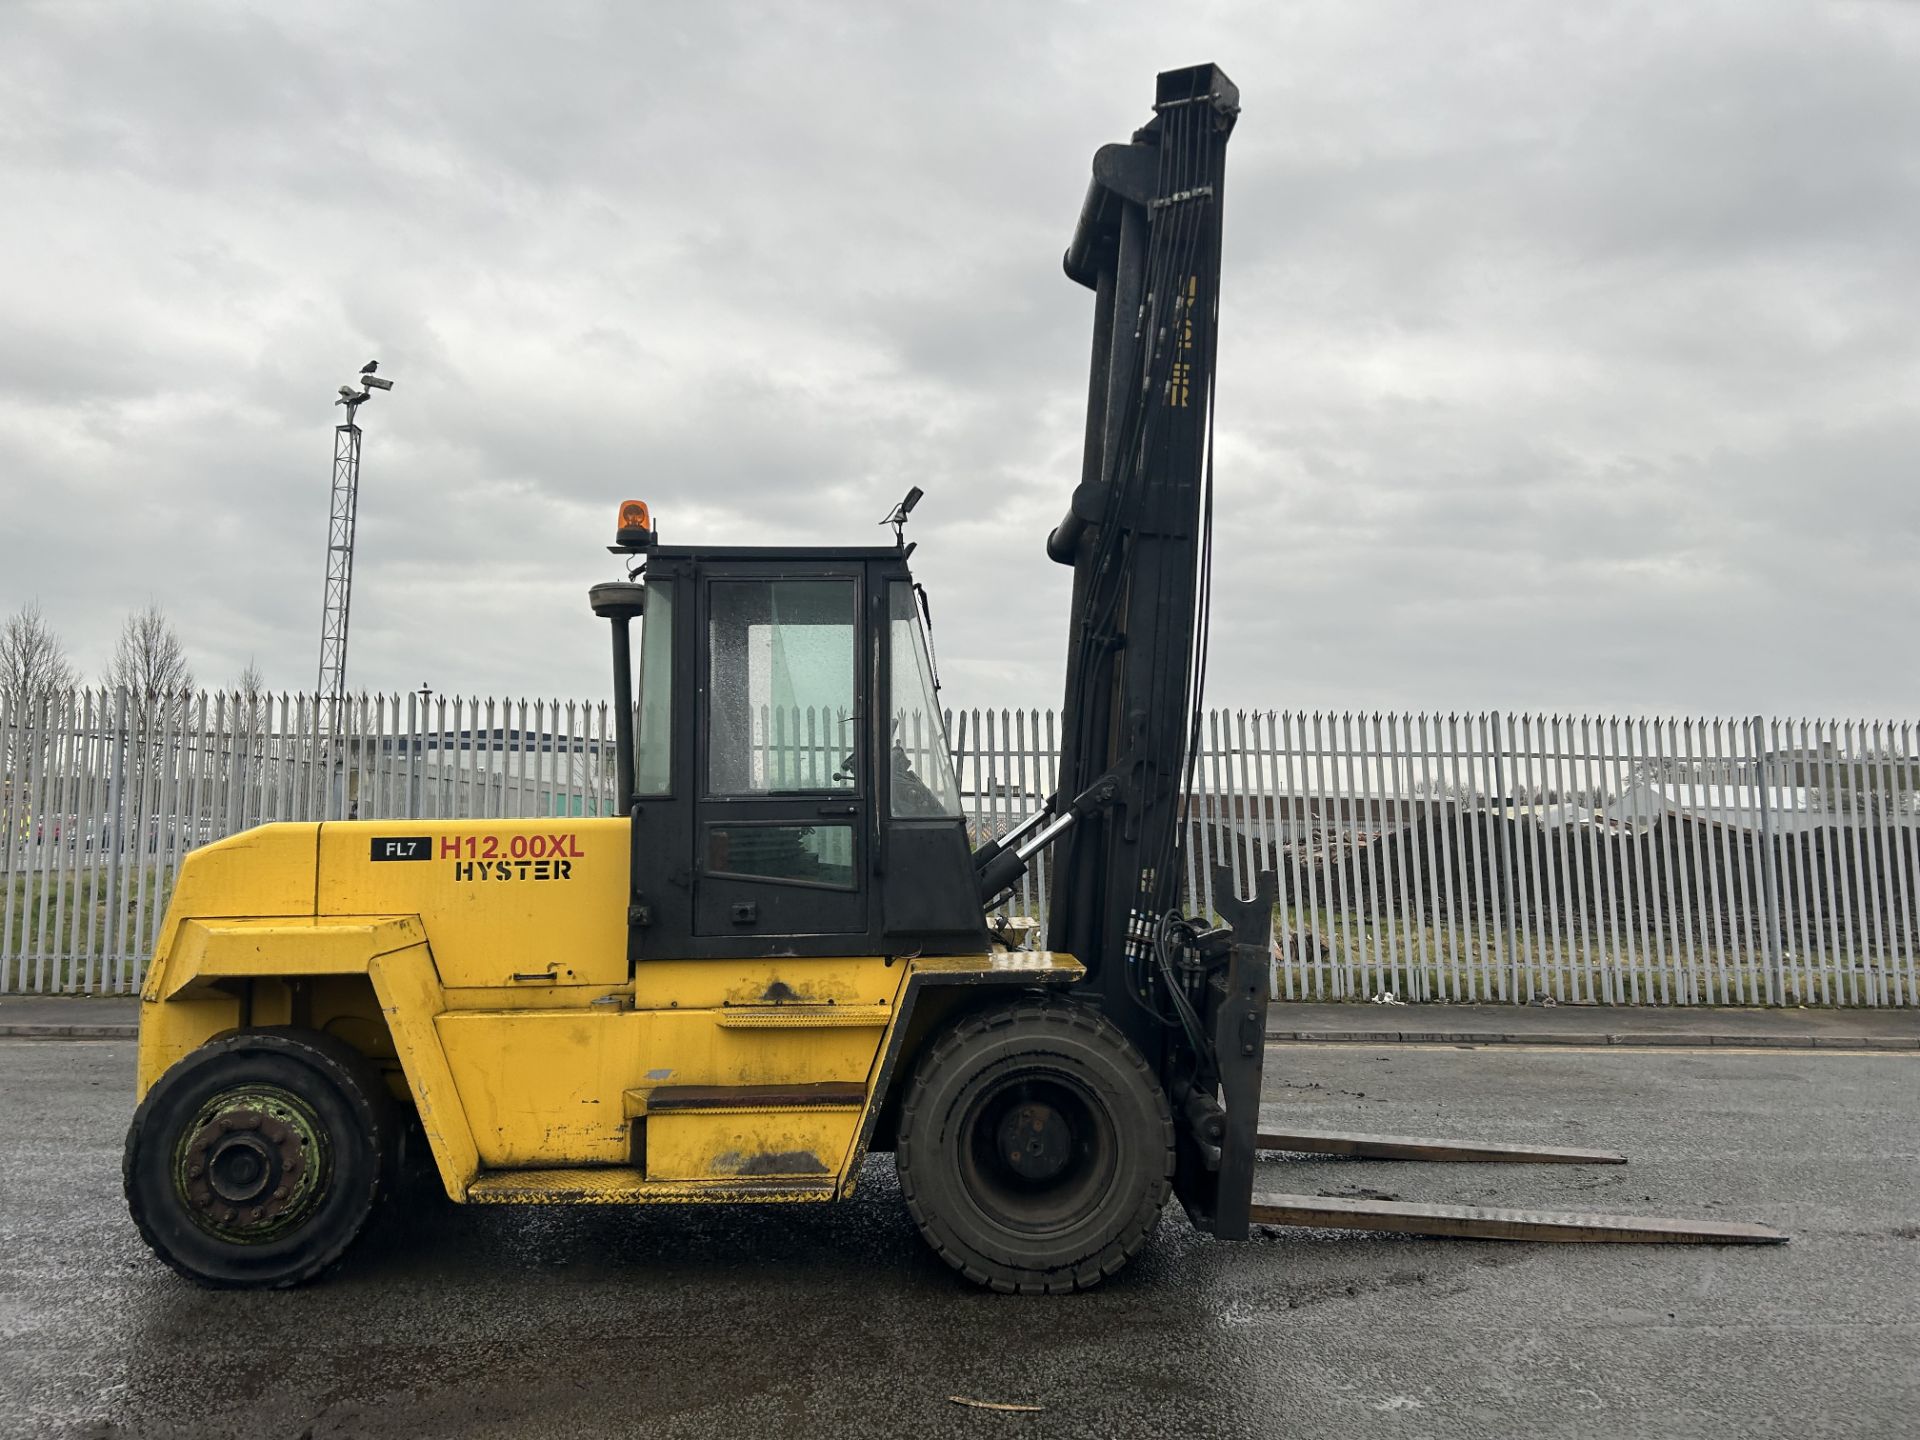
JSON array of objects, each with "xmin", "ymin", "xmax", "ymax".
[{"xmin": 1599, "ymin": 781, "xmax": 1828, "ymax": 834}]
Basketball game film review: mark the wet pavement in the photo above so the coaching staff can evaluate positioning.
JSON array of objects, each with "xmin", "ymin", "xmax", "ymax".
[{"xmin": 2, "ymin": 1038, "xmax": 1915, "ymax": 1439}]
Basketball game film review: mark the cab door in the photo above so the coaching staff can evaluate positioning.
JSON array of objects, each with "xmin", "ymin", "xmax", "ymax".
[{"xmin": 693, "ymin": 569, "xmax": 871, "ymax": 940}]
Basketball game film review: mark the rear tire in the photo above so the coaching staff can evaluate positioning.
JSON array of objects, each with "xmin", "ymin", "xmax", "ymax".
[
  {"xmin": 124, "ymin": 1028, "xmax": 392, "ymax": 1289},
  {"xmin": 896, "ymin": 997, "xmax": 1173, "ymax": 1295}
]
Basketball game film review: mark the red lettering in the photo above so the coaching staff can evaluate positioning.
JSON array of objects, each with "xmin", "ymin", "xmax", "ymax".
[
  {"xmin": 568, "ymin": 835, "xmax": 585, "ymax": 858},
  {"xmin": 481, "ymin": 836, "xmax": 499, "ymax": 860},
  {"xmin": 440, "ymin": 837, "xmax": 459, "ymax": 858},
  {"xmin": 509, "ymin": 834, "xmax": 528, "ymax": 859},
  {"xmin": 527, "ymin": 835, "xmax": 548, "ymax": 859}
]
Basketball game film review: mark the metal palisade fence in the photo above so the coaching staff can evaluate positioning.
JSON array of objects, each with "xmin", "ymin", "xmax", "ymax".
[
  {"xmin": 4, "ymin": 691, "xmax": 1917, "ymax": 1006},
  {"xmin": 0, "ymin": 689, "xmax": 620, "ymax": 994},
  {"xmin": 962, "ymin": 709, "xmax": 1920, "ymax": 1009}
]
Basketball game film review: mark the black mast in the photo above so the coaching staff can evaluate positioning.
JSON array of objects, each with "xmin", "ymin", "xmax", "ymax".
[
  {"xmin": 1046, "ymin": 63, "xmax": 1238, "ymax": 1064},
  {"xmin": 1041, "ymin": 64, "xmax": 1260, "ymax": 1234}
]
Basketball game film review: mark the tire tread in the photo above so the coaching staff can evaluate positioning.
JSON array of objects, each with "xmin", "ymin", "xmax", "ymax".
[
  {"xmin": 896, "ymin": 996, "xmax": 1173, "ymax": 1296},
  {"xmin": 123, "ymin": 1027, "xmax": 392, "ymax": 1290}
]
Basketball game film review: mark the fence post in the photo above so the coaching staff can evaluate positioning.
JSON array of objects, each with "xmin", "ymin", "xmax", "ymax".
[
  {"xmin": 1751, "ymin": 713, "xmax": 1784, "ymax": 1006},
  {"xmin": 407, "ymin": 689, "xmax": 422, "ymax": 821},
  {"xmin": 0, "ymin": 691, "xmax": 17, "ymax": 991},
  {"xmin": 1490, "ymin": 711, "xmax": 1518, "ymax": 1002},
  {"xmin": 101, "ymin": 689, "xmax": 127, "ymax": 992}
]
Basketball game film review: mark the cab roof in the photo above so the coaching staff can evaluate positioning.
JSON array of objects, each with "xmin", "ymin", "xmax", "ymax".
[{"xmin": 642, "ymin": 544, "xmax": 912, "ymax": 563}]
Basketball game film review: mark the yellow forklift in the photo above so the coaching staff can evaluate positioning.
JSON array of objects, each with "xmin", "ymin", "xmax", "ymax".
[{"xmin": 124, "ymin": 64, "xmax": 1783, "ymax": 1290}]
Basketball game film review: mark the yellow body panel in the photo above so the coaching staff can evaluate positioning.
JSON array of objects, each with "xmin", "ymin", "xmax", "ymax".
[
  {"xmin": 141, "ymin": 824, "xmax": 322, "ymax": 995},
  {"xmin": 313, "ymin": 818, "xmax": 628, "ymax": 988},
  {"xmin": 367, "ymin": 944, "xmax": 480, "ymax": 1197},
  {"xmin": 646, "ymin": 1110, "xmax": 857, "ymax": 1180},
  {"xmin": 627, "ymin": 958, "xmax": 901, "ymax": 1011},
  {"xmin": 137, "ymin": 817, "xmax": 1088, "ymax": 1206},
  {"xmin": 136, "ymin": 992, "xmax": 246, "ymax": 1087},
  {"xmin": 433, "ymin": 979, "xmax": 899, "ymax": 1168},
  {"xmin": 158, "ymin": 917, "xmax": 426, "ymax": 997},
  {"xmin": 136, "ymin": 914, "xmax": 424, "ymax": 1088}
]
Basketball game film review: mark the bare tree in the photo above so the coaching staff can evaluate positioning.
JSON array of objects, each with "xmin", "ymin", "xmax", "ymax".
[
  {"xmin": 210, "ymin": 657, "xmax": 271, "ymax": 822},
  {"xmin": 104, "ymin": 605, "xmax": 196, "ymax": 806},
  {"xmin": 1, "ymin": 601, "xmax": 79, "ymax": 787},
  {"xmin": 0, "ymin": 601, "xmax": 78, "ymax": 713},
  {"xmin": 233, "ymin": 656, "xmax": 268, "ymax": 735},
  {"xmin": 105, "ymin": 604, "xmax": 195, "ymax": 703}
]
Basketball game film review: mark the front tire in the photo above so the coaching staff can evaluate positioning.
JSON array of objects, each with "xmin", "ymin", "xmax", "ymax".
[
  {"xmin": 124, "ymin": 1028, "xmax": 392, "ymax": 1289},
  {"xmin": 896, "ymin": 997, "xmax": 1174, "ymax": 1295}
]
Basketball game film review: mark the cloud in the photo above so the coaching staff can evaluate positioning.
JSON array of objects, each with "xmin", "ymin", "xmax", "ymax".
[{"xmin": 1, "ymin": 0, "xmax": 1917, "ymax": 722}]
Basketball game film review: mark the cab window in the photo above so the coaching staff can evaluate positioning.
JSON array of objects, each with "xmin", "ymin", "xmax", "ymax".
[
  {"xmin": 707, "ymin": 579, "xmax": 857, "ymax": 795},
  {"xmin": 634, "ymin": 580, "xmax": 673, "ymax": 796}
]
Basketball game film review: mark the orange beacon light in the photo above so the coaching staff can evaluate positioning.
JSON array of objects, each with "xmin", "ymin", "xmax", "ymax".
[{"xmin": 614, "ymin": 500, "xmax": 655, "ymax": 551}]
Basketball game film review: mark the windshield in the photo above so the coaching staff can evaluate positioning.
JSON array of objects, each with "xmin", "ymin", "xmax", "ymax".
[{"xmin": 888, "ymin": 581, "xmax": 962, "ymax": 818}]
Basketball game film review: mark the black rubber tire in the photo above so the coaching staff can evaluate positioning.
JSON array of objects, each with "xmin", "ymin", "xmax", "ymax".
[
  {"xmin": 895, "ymin": 996, "xmax": 1174, "ymax": 1295},
  {"xmin": 123, "ymin": 1027, "xmax": 393, "ymax": 1289}
]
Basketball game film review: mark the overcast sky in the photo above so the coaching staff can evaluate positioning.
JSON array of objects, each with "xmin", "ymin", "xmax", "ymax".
[{"xmin": 2, "ymin": 0, "xmax": 1916, "ymax": 720}]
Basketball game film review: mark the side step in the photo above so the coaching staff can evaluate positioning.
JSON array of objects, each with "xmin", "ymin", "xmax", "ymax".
[
  {"xmin": 1248, "ymin": 1193, "xmax": 1787, "ymax": 1245},
  {"xmin": 714, "ymin": 1004, "xmax": 892, "ymax": 1030},
  {"xmin": 466, "ymin": 1167, "xmax": 837, "ymax": 1205},
  {"xmin": 647, "ymin": 1081, "xmax": 865, "ymax": 1113},
  {"xmin": 1256, "ymin": 1127, "xmax": 1625, "ymax": 1165}
]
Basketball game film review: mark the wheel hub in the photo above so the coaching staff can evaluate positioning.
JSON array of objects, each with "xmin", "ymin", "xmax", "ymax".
[
  {"xmin": 174, "ymin": 1089, "xmax": 324, "ymax": 1240},
  {"xmin": 959, "ymin": 1070, "xmax": 1118, "ymax": 1236},
  {"xmin": 205, "ymin": 1130, "xmax": 276, "ymax": 1203},
  {"xmin": 998, "ymin": 1101, "xmax": 1073, "ymax": 1181}
]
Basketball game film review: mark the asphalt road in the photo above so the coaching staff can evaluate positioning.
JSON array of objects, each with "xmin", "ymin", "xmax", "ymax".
[{"xmin": 2, "ymin": 1039, "xmax": 1915, "ymax": 1440}]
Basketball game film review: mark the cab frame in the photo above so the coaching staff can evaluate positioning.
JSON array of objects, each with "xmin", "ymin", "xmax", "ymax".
[{"xmin": 598, "ymin": 544, "xmax": 990, "ymax": 967}]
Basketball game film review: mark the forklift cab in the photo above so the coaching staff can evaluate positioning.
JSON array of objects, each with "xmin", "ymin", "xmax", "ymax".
[{"xmin": 592, "ymin": 527, "xmax": 989, "ymax": 964}]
